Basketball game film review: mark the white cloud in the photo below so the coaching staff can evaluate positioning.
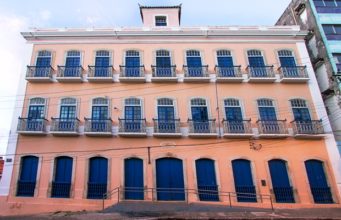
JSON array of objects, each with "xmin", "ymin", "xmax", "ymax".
[{"xmin": 40, "ymin": 9, "xmax": 51, "ymax": 21}]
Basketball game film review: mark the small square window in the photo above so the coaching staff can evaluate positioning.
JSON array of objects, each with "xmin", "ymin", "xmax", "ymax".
[{"xmin": 155, "ymin": 16, "xmax": 167, "ymax": 26}]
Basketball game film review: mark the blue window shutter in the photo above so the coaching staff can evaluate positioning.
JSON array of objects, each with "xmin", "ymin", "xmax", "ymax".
[
  {"xmin": 95, "ymin": 57, "xmax": 109, "ymax": 67},
  {"xmin": 124, "ymin": 158, "xmax": 144, "ymax": 200},
  {"xmin": 156, "ymin": 158, "xmax": 185, "ymax": 201},
  {"xmin": 191, "ymin": 107, "xmax": 208, "ymax": 121},
  {"xmin": 186, "ymin": 57, "xmax": 202, "ymax": 67},
  {"xmin": 269, "ymin": 160, "xmax": 291, "ymax": 187},
  {"xmin": 305, "ymin": 160, "xmax": 328, "ymax": 188},
  {"xmin": 248, "ymin": 57, "xmax": 265, "ymax": 67},
  {"xmin": 232, "ymin": 159, "xmax": 254, "ymax": 187},
  {"xmin": 65, "ymin": 57, "xmax": 80, "ymax": 67},
  {"xmin": 20, "ymin": 156, "xmax": 39, "ymax": 182},
  {"xmin": 293, "ymin": 108, "xmax": 311, "ymax": 121},
  {"xmin": 36, "ymin": 57, "xmax": 51, "ymax": 67},
  {"xmin": 225, "ymin": 107, "xmax": 243, "ymax": 121},
  {"xmin": 259, "ymin": 107, "xmax": 277, "ymax": 120},
  {"xmin": 279, "ymin": 57, "xmax": 296, "ymax": 67},
  {"xmin": 195, "ymin": 159, "xmax": 217, "ymax": 186},
  {"xmin": 158, "ymin": 106, "xmax": 175, "ymax": 121},
  {"xmin": 54, "ymin": 157, "xmax": 73, "ymax": 183},
  {"xmin": 217, "ymin": 57, "xmax": 233, "ymax": 67},
  {"xmin": 156, "ymin": 57, "xmax": 171, "ymax": 67},
  {"xmin": 89, "ymin": 157, "xmax": 108, "ymax": 184}
]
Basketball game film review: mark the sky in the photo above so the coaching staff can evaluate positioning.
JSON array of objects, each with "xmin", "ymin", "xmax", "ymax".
[{"xmin": 0, "ymin": 0, "xmax": 291, "ymax": 153}]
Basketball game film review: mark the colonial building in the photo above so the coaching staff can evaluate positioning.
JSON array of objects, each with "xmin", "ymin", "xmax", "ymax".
[
  {"xmin": 0, "ymin": 4, "xmax": 340, "ymax": 215},
  {"xmin": 276, "ymin": 0, "xmax": 341, "ymax": 153}
]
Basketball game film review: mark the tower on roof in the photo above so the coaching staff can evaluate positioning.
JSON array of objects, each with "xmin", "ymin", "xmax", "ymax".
[{"xmin": 139, "ymin": 4, "xmax": 182, "ymax": 27}]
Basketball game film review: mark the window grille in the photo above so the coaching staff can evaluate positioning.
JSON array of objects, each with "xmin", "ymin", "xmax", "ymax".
[
  {"xmin": 38, "ymin": 50, "xmax": 51, "ymax": 57},
  {"xmin": 126, "ymin": 50, "xmax": 140, "ymax": 57},
  {"xmin": 61, "ymin": 98, "xmax": 77, "ymax": 105},
  {"xmin": 290, "ymin": 99, "xmax": 307, "ymax": 108},
  {"xmin": 92, "ymin": 97, "xmax": 109, "ymax": 105},
  {"xmin": 257, "ymin": 99, "xmax": 274, "ymax": 107},
  {"xmin": 30, "ymin": 97, "xmax": 45, "ymax": 105},
  {"xmin": 217, "ymin": 50, "xmax": 231, "ymax": 57},
  {"xmin": 191, "ymin": 98, "xmax": 207, "ymax": 106},
  {"xmin": 278, "ymin": 50, "xmax": 293, "ymax": 57},
  {"xmin": 186, "ymin": 50, "xmax": 201, "ymax": 57},
  {"xmin": 247, "ymin": 50, "xmax": 262, "ymax": 57},
  {"xmin": 96, "ymin": 50, "xmax": 110, "ymax": 57},
  {"xmin": 157, "ymin": 98, "xmax": 173, "ymax": 106},
  {"xmin": 224, "ymin": 99, "xmax": 240, "ymax": 107},
  {"xmin": 156, "ymin": 50, "xmax": 170, "ymax": 57},
  {"xmin": 67, "ymin": 50, "xmax": 81, "ymax": 57},
  {"xmin": 125, "ymin": 98, "xmax": 141, "ymax": 106},
  {"xmin": 155, "ymin": 16, "xmax": 167, "ymax": 26}
]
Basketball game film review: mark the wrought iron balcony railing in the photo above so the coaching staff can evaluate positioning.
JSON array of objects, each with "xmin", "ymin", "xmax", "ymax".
[
  {"xmin": 291, "ymin": 120, "xmax": 324, "ymax": 135},
  {"xmin": 26, "ymin": 66, "xmax": 54, "ymax": 78},
  {"xmin": 222, "ymin": 119, "xmax": 252, "ymax": 134},
  {"xmin": 247, "ymin": 65, "xmax": 275, "ymax": 78},
  {"xmin": 17, "ymin": 117, "xmax": 48, "ymax": 133},
  {"xmin": 197, "ymin": 185, "xmax": 219, "ymax": 201},
  {"xmin": 50, "ymin": 118, "xmax": 80, "ymax": 133},
  {"xmin": 215, "ymin": 65, "xmax": 242, "ymax": 78},
  {"xmin": 188, "ymin": 119, "xmax": 216, "ymax": 134},
  {"xmin": 51, "ymin": 182, "xmax": 71, "ymax": 198},
  {"xmin": 84, "ymin": 118, "xmax": 112, "ymax": 133},
  {"xmin": 256, "ymin": 120, "xmax": 288, "ymax": 135},
  {"xmin": 119, "ymin": 65, "xmax": 145, "ymax": 77},
  {"xmin": 153, "ymin": 119, "xmax": 181, "ymax": 134},
  {"xmin": 310, "ymin": 187, "xmax": 334, "ymax": 204},
  {"xmin": 16, "ymin": 180, "xmax": 36, "ymax": 197},
  {"xmin": 119, "ymin": 119, "xmax": 147, "ymax": 133},
  {"xmin": 57, "ymin": 66, "xmax": 84, "ymax": 78},
  {"xmin": 151, "ymin": 65, "xmax": 177, "ymax": 77},
  {"xmin": 88, "ymin": 65, "xmax": 114, "ymax": 78},
  {"xmin": 87, "ymin": 183, "xmax": 107, "ymax": 199},
  {"xmin": 183, "ymin": 65, "xmax": 209, "ymax": 77},
  {"xmin": 278, "ymin": 66, "xmax": 308, "ymax": 79},
  {"xmin": 235, "ymin": 186, "xmax": 257, "ymax": 202}
]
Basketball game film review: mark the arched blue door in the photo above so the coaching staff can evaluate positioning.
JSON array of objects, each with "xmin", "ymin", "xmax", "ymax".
[
  {"xmin": 124, "ymin": 158, "xmax": 144, "ymax": 200},
  {"xmin": 305, "ymin": 160, "xmax": 333, "ymax": 203},
  {"xmin": 156, "ymin": 158, "xmax": 185, "ymax": 201},
  {"xmin": 87, "ymin": 157, "xmax": 108, "ymax": 199},
  {"xmin": 268, "ymin": 159, "xmax": 295, "ymax": 203},
  {"xmin": 17, "ymin": 156, "xmax": 39, "ymax": 197},
  {"xmin": 196, "ymin": 159, "xmax": 219, "ymax": 201},
  {"xmin": 232, "ymin": 159, "xmax": 257, "ymax": 202},
  {"xmin": 51, "ymin": 156, "xmax": 73, "ymax": 198}
]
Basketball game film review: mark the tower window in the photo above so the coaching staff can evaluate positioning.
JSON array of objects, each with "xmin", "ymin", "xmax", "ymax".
[{"xmin": 155, "ymin": 16, "xmax": 167, "ymax": 26}]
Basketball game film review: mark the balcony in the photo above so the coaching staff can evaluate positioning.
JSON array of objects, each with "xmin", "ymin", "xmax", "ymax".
[
  {"xmin": 87, "ymin": 65, "xmax": 114, "ymax": 82},
  {"xmin": 51, "ymin": 182, "xmax": 71, "ymax": 198},
  {"xmin": 56, "ymin": 66, "xmax": 84, "ymax": 83},
  {"xmin": 183, "ymin": 65, "xmax": 210, "ymax": 82},
  {"xmin": 153, "ymin": 119, "xmax": 182, "ymax": 137},
  {"xmin": 26, "ymin": 66, "xmax": 54, "ymax": 82},
  {"xmin": 279, "ymin": 66, "xmax": 309, "ymax": 83},
  {"xmin": 16, "ymin": 181, "xmax": 36, "ymax": 197},
  {"xmin": 50, "ymin": 118, "xmax": 80, "ymax": 136},
  {"xmin": 87, "ymin": 183, "xmax": 107, "ymax": 199},
  {"xmin": 222, "ymin": 119, "xmax": 254, "ymax": 138},
  {"xmin": 247, "ymin": 66, "xmax": 276, "ymax": 83},
  {"xmin": 151, "ymin": 65, "xmax": 178, "ymax": 82},
  {"xmin": 119, "ymin": 65, "xmax": 146, "ymax": 83},
  {"xmin": 315, "ymin": 6, "xmax": 341, "ymax": 14},
  {"xmin": 215, "ymin": 66, "xmax": 244, "ymax": 83},
  {"xmin": 118, "ymin": 119, "xmax": 147, "ymax": 137},
  {"xmin": 257, "ymin": 120, "xmax": 289, "ymax": 138},
  {"xmin": 84, "ymin": 118, "xmax": 113, "ymax": 136},
  {"xmin": 17, "ymin": 118, "xmax": 48, "ymax": 135},
  {"xmin": 291, "ymin": 120, "xmax": 325, "ymax": 139},
  {"xmin": 187, "ymin": 119, "xmax": 218, "ymax": 138}
]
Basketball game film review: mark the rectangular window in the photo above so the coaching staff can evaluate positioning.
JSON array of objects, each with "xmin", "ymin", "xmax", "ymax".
[
  {"xmin": 155, "ymin": 16, "xmax": 167, "ymax": 26},
  {"xmin": 323, "ymin": 25, "xmax": 335, "ymax": 34}
]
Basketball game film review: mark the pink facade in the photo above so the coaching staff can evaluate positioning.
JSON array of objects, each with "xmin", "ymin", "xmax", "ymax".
[{"xmin": 0, "ymin": 5, "xmax": 340, "ymax": 216}]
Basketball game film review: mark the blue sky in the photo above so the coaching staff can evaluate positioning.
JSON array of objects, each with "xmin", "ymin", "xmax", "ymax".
[{"xmin": 0, "ymin": 0, "xmax": 291, "ymax": 153}]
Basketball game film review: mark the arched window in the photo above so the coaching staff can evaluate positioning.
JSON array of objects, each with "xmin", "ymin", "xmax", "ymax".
[
  {"xmin": 125, "ymin": 50, "xmax": 141, "ymax": 77},
  {"xmin": 157, "ymin": 98, "xmax": 175, "ymax": 121},
  {"xmin": 94, "ymin": 50, "xmax": 111, "ymax": 77},
  {"xmin": 122, "ymin": 98, "xmax": 143, "ymax": 132},
  {"xmin": 51, "ymin": 156, "xmax": 73, "ymax": 198},
  {"xmin": 216, "ymin": 50, "xmax": 236, "ymax": 77},
  {"xmin": 33, "ymin": 50, "xmax": 52, "ymax": 77},
  {"xmin": 28, "ymin": 98, "xmax": 46, "ymax": 119},
  {"xmin": 257, "ymin": 99, "xmax": 277, "ymax": 120},
  {"xmin": 268, "ymin": 159, "xmax": 295, "ymax": 203},
  {"xmin": 186, "ymin": 50, "xmax": 203, "ymax": 77},
  {"xmin": 247, "ymin": 50, "xmax": 266, "ymax": 77},
  {"xmin": 64, "ymin": 50, "xmax": 81, "ymax": 77},
  {"xmin": 232, "ymin": 159, "xmax": 257, "ymax": 202},
  {"xmin": 278, "ymin": 50, "xmax": 296, "ymax": 67},
  {"xmin": 91, "ymin": 97, "xmax": 109, "ymax": 120},
  {"xmin": 191, "ymin": 98, "xmax": 208, "ymax": 121},
  {"xmin": 195, "ymin": 158, "xmax": 219, "ymax": 201},
  {"xmin": 87, "ymin": 157, "xmax": 108, "ymax": 199},
  {"xmin": 290, "ymin": 99, "xmax": 311, "ymax": 121},
  {"xmin": 224, "ymin": 98, "xmax": 243, "ymax": 121},
  {"xmin": 305, "ymin": 159, "xmax": 333, "ymax": 204},
  {"xmin": 155, "ymin": 50, "xmax": 172, "ymax": 77},
  {"xmin": 60, "ymin": 98, "xmax": 77, "ymax": 120},
  {"xmin": 17, "ymin": 156, "xmax": 39, "ymax": 197}
]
